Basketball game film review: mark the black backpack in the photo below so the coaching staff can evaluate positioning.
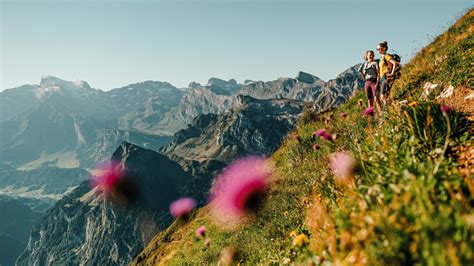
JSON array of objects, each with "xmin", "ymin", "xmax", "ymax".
[{"xmin": 384, "ymin": 53, "xmax": 402, "ymax": 78}]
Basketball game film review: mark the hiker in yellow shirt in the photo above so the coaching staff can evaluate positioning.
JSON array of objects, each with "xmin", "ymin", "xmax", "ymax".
[{"xmin": 376, "ymin": 41, "xmax": 400, "ymax": 107}]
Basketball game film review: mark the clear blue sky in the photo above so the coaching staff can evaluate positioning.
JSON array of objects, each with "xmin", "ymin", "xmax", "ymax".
[{"xmin": 1, "ymin": 0, "xmax": 472, "ymax": 90}]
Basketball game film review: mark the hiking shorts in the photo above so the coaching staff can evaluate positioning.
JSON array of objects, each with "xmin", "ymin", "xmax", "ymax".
[
  {"xmin": 364, "ymin": 79, "xmax": 378, "ymax": 100},
  {"xmin": 380, "ymin": 75, "xmax": 393, "ymax": 95}
]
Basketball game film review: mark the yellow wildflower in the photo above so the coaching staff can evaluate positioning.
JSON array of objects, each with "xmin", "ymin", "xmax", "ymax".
[
  {"xmin": 292, "ymin": 234, "xmax": 309, "ymax": 247},
  {"xmin": 289, "ymin": 230, "xmax": 298, "ymax": 237}
]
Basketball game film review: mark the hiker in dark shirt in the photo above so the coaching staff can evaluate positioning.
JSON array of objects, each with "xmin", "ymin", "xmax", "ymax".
[{"xmin": 358, "ymin": 50, "xmax": 382, "ymax": 115}]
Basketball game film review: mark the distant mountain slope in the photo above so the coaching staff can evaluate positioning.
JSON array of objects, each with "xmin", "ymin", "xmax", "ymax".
[
  {"xmin": 17, "ymin": 142, "xmax": 193, "ymax": 265},
  {"xmin": 162, "ymin": 95, "xmax": 305, "ymax": 166},
  {"xmin": 0, "ymin": 197, "xmax": 42, "ymax": 266}
]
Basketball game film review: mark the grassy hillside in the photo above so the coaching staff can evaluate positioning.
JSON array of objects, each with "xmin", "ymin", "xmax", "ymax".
[
  {"xmin": 392, "ymin": 9, "xmax": 473, "ymax": 100},
  {"xmin": 133, "ymin": 9, "xmax": 473, "ymax": 265}
]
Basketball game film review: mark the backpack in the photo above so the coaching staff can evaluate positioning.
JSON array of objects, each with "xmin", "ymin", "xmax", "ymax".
[{"xmin": 384, "ymin": 53, "xmax": 402, "ymax": 79}]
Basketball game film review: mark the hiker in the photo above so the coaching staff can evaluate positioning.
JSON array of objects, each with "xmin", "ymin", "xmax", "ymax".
[
  {"xmin": 376, "ymin": 41, "xmax": 400, "ymax": 107},
  {"xmin": 358, "ymin": 50, "xmax": 382, "ymax": 114}
]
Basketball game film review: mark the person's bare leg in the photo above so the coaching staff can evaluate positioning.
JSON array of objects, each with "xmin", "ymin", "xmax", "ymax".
[
  {"xmin": 375, "ymin": 96, "xmax": 383, "ymax": 114},
  {"xmin": 380, "ymin": 94, "xmax": 387, "ymax": 110},
  {"xmin": 368, "ymin": 99, "xmax": 374, "ymax": 108}
]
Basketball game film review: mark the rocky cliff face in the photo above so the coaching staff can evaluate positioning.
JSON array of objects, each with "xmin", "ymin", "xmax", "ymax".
[
  {"xmin": 153, "ymin": 78, "xmax": 240, "ymax": 135},
  {"xmin": 17, "ymin": 95, "xmax": 307, "ymax": 265},
  {"xmin": 159, "ymin": 95, "xmax": 306, "ymax": 199},
  {"xmin": 239, "ymin": 71, "xmax": 326, "ymax": 101},
  {"xmin": 310, "ymin": 64, "xmax": 364, "ymax": 111},
  {"xmin": 17, "ymin": 142, "xmax": 193, "ymax": 265},
  {"xmin": 162, "ymin": 95, "xmax": 305, "ymax": 165}
]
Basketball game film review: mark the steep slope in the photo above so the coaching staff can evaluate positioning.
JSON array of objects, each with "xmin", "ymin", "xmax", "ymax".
[
  {"xmin": 132, "ymin": 9, "xmax": 473, "ymax": 265},
  {"xmin": 17, "ymin": 142, "xmax": 193, "ymax": 265}
]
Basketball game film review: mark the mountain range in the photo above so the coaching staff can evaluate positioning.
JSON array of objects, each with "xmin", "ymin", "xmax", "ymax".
[{"xmin": 2, "ymin": 66, "xmax": 363, "ymax": 265}]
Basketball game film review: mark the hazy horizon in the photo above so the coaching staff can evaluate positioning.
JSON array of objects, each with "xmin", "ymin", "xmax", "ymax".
[{"xmin": 1, "ymin": 0, "xmax": 472, "ymax": 91}]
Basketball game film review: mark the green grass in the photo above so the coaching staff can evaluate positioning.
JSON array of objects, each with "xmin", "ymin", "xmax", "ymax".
[{"xmin": 392, "ymin": 9, "xmax": 474, "ymax": 100}]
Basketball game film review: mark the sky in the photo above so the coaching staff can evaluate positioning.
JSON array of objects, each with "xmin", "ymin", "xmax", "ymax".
[{"xmin": 1, "ymin": 0, "xmax": 472, "ymax": 91}]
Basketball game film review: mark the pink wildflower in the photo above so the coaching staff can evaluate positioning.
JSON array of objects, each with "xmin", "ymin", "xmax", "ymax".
[
  {"xmin": 316, "ymin": 128, "xmax": 326, "ymax": 137},
  {"xmin": 169, "ymin": 197, "xmax": 196, "ymax": 218},
  {"xmin": 210, "ymin": 156, "xmax": 273, "ymax": 224},
  {"xmin": 340, "ymin": 112, "xmax": 347, "ymax": 118},
  {"xmin": 440, "ymin": 105, "xmax": 451, "ymax": 113},
  {"xmin": 90, "ymin": 161, "xmax": 124, "ymax": 194},
  {"xmin": 363, "ymin": 107, "xmax": 375, "ymax": 116},
  {"xmin": 195, "ymin": 226, "xmax": 206, "ymax": 237},
  {"xmin": 323, "ymin": 133, "xmax": 333, "ymax": 141},
  {"xmin": 312, "ymin": 144, "xmax": 320, "ymax": 151},
  {"xmin": 330, "ymin": 152, "xmax": 356, "ymax": 181}
]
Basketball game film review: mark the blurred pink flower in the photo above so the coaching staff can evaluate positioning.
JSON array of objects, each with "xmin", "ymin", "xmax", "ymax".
[
  {"xmin": 323, "ymin": 133, "xmax": 333, "ymax": 141},
  {"xmin": 90, "ymin": 161, "xmax": 124, "ymax": 194},
  {"xmin": 330, "ymin": 152, "xmax": 356, "ymax": 180},
  {"xmin": 316, "ymin": 128, "xmax": 326, "ymax": 137},
  {"xmin": 363, "ymin": 107, "xmax": 375, "ymax": 116},
  {"xmin": 312, "ymin": 144, "xmax": 320, "ymax": 151},
  {"xmin": 169, "ymin": 197, "xmax": 196, "ymax": 218},
  {"xmin": 340, "ymin": 112, "xmax": 347, "ymax": 118},
  {"xmin": 358, "ymin": 99, "xmax": 363, "ymax": 107},
  {"xmin": 195, "ymin": 226, "xmax": 206, "ymax": 237},
  {"xmin": 440, "ymin": 105, "xmax": 451, "ymax": 113},
  {"xmin": 210, "ymin": 156, "xmax": 273, "ymax": 224}
]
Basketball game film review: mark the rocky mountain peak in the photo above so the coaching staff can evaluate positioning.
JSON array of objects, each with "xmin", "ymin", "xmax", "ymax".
[
  {"xmin": 206, "ymin": 77, "xmax": 237, "ymax": 87},
  {"xmin": 188, "ymin": 81, "xmax": 202, "ymax": 89},
  {"xmin": 39, "ymin": 75, "xmax": 67, "ymax": 87},
  {"xmin": 296, "ymin": 71, "xmax": 324, "ymax": 85}
]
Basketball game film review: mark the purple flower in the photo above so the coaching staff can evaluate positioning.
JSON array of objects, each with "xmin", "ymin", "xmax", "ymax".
[
  {"xmin": 330, "ymin": 152, "xmax": 356, "ymax": 181},
  {"xmin": 363, "ymin": 107, "xmax": 375, "ymax": 116},
  {"xmin": 316, "ymin": 128, "xmax": 326, "ymax": 137},
  {"xmin": 440, "ymin": 105, "xmax": 451, "ymax": 113},
  {"xmin": 210, "ymin": 156, "xmax": 273, "ymax": 224},
  {"xmin": 169, "ymin": 197, "xmax": 196, "ymax": 218},
  {"xmin": 323, "ymin": 133, "xmax": 333, "ymax": 141},
  {"xmin": 195, "ymin": 226, "xmax": 206, "ymax": 237}
]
